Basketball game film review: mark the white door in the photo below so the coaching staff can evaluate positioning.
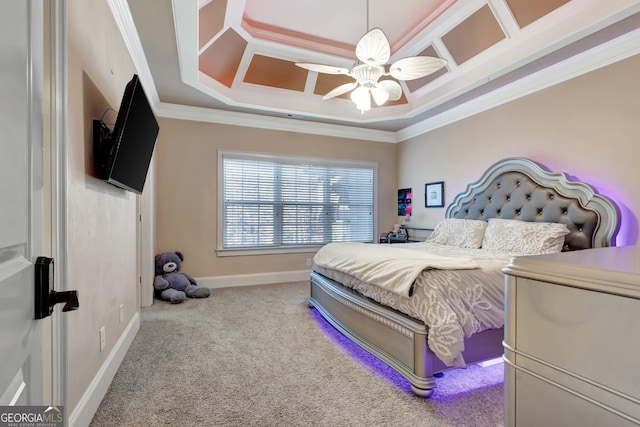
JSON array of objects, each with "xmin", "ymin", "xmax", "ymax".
[{"xmin": 0, "ymin": 0, "xmax": 46, "ymax": 405}]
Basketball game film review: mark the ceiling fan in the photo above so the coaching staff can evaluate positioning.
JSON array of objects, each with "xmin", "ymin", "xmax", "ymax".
[{"xmin": 295, "ymin": 27, "xmax": 447, "ymax": 113}]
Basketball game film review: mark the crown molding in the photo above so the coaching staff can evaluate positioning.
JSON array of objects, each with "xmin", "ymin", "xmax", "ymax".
[
  {"xmin": 107, "ymin": 0, "xmax": 160, "ymax": 110},
  {"xmin": 155, "ymin": 102, "xmax": 399, "ymax": 143},
  {"xmin": 397, "ymin": 24, "xmax": 640, "ymax": 141}
]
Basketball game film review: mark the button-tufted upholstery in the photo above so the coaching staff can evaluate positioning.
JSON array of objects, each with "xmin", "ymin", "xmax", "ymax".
[{"xmin": 446, "ymin": 159, "xmax": 619, "ymax": 251}]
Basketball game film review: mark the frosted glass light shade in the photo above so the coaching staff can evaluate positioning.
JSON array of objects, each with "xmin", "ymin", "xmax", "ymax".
[
  {"xmin": 371, "ymin": 86, "xmax": 390, "ymax": 106},
  {"xmin": 355, "ymin": 102, "xmax": 371, "ymax": 113},
  {"xmin": 351, "ymin": 86, "xmax": 371, "ymax": 112},
  {"xmin": 351, "ymin": 85, "xmax": 370, "ymax": 104},
  {"xmin": 378, "ymin": 80, "xmax": 402, "ymax": 101}
]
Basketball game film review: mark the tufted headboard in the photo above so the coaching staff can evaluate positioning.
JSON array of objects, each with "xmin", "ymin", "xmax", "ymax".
[{"xmin": 446, "ymin": 158, "xmax": 620, "ymax": 250}]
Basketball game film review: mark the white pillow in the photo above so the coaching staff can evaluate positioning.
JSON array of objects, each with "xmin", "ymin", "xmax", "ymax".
[
  {"xmin": 482, "ymin": 218, "xmax": 570, "ymax": 255},
  {"xmin": 426, "ymin": 218, "xmax": 488, "ymax": 249}
]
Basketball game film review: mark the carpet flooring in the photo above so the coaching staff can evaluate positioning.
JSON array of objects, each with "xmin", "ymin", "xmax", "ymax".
[{"xmin": 90, "ymin": 281, "xmax": 504, "ymax": 426}]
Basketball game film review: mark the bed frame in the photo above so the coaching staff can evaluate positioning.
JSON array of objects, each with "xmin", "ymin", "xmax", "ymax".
[{"xmin": 309, "ymin": 157, "xmax": 620, "ymax": 397}]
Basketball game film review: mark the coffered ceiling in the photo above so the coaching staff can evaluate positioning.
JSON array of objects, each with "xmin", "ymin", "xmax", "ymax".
[{"xmin": 122, "ymin": 0, "xmax": 640, "ymax": 140}]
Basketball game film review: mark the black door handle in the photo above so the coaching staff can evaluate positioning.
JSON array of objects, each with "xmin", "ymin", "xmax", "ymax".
[{"xmin": 35, "ymin": 257, "xmax": 79, "ymax": 319}]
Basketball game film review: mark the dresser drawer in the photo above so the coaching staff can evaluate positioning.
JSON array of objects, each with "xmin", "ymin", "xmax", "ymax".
[
  {"xmin": 514, "ymin": 278, "xmax": 640, "ymax": 398},
  {"xmin": 511, "ymin": 367, "xmax": 638, "ymax": 427}
]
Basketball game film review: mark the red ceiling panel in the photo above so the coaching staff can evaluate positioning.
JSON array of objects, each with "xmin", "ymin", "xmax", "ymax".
[
  {"xmin": 199, "ymin": 0, "xmax": 227, "ymax": 50},
  {"xmin": 199, "ymin": 28, "xmax": 248, "ymax": 88},
  {"xmin": 442, "ymin": 5, "xmax": 506, "ymax": 65},
  {"xmin": 244, "ymin": 55, "xmax": 308, "ymax": 91}
]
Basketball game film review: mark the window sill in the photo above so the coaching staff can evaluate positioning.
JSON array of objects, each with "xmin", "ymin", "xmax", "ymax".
[{"xmin": 216, "ymin": 246, "xmax": 325, "ymax": 257}]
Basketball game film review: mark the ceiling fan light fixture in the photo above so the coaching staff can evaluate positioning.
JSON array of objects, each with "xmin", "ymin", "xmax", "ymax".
[
  {"xmin": 371, "ymin": 86, "xmax": 390, "ymax": 106},
  {"xmin": 351, "ymin": 85, "xmax": 370, "ymax": 104},
  {"xmin": 378, "ymin": 79, "xmax": 402, "ymax": 101},
  {"xmin": 355, "ymin": 102, "xmax": 371, "ymax": 114},
  {"xmin": 351, "ymin": 85, "xmax": 371, "ymax": 113},
  {"xmin": 296, "ymin": 2, "xmax": 446, "ymax": 114}
]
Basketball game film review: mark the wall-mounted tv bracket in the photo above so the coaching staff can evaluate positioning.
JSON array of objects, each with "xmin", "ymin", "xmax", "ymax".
[
  {"xmin": 35, "ymin": 257, "xmax": 79, "ymax": 320},
  {"xmin": 92, "ymin": 119, "xmax": 114, "ymax": 178}
]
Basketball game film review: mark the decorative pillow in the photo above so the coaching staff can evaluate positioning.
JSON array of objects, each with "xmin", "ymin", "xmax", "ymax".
[
  {"xmin": 426, "ymin": 218, "xmax": 489, "ymax": 249},
  {"xmin": 481, "ymin": 218, "xmax": 570, "ymax": 255}
]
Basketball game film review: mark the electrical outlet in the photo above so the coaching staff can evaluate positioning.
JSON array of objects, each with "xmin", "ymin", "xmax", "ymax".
[
  {"xmin": 99, "ymin": 326, "xmax": 106, "ymax": 352},
  {"xmin": 119, "ymin": 304, "xmax": 124, "ymax": 324},
  {"xmin": 306, "ymin": 258, "xmax": 312, "ymax": 267}
]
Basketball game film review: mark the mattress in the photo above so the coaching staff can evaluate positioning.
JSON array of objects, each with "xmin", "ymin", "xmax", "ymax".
[{"xmin": 312, "ymin": 242, "xmax": 512, "ymax": 367}]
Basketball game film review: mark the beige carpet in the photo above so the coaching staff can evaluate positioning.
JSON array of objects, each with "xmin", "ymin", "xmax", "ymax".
[{"xmin": 90, "ymin": 282, "xmax": 504, "ymax": 426}]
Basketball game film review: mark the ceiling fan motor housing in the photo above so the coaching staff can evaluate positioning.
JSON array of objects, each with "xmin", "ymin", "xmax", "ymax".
[{"xmin": 352, "ymin": 63, "xmax": 384, "ymax": 87}]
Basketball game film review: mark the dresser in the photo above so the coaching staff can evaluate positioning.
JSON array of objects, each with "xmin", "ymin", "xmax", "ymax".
[{"xmin": 502, "ymin": 246, "xmax": 640, "ymax": 427}]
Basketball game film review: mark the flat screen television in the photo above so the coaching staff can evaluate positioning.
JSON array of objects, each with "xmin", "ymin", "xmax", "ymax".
[{"xmin": 93, "ymin": 74, "xmax": 159, "ymax": 194}]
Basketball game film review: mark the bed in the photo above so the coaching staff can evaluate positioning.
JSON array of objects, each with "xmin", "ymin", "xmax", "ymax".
[{"xmin": 308, "ymin": 157, "xmax": 620, "ymax": 397}]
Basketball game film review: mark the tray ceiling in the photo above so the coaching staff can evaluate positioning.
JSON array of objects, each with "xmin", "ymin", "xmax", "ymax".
[{"xmin": 125, "ymin": 0, "xmax": 640, "ymax": 137}]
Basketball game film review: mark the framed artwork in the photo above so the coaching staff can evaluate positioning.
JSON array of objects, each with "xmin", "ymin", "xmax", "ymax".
[
  {"xmin": 397, "ymin": 188, "xmax": 412, "ymax": 216},
  {"xmin": 425, "ymin": 181, "xmax": 444, "ymax": 208}
]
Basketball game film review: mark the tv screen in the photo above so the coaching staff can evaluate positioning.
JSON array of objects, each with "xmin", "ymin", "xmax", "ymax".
[{"xmin": 94, "ymin": 74, "xmax": 159, "ymax": 194}]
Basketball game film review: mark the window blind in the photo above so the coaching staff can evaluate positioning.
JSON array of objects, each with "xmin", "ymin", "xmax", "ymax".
[{"xmin": 222, "ymin": 152, "xmax": 375, "ymax": 249}]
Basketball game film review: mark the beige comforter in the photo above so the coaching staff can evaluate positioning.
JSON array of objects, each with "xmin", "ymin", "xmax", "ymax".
[
  {"xmin": 313, "ymin": 242, "xmax": 480, "ymax": 297},
  {"xmin": 313, "ymin": 242, "xmax": 512, "ymax": 367}
]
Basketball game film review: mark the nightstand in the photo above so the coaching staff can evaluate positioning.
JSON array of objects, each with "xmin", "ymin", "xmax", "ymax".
[{"xmin": 378, "ymin": 234, "xmax": 408, "ymax": 244}]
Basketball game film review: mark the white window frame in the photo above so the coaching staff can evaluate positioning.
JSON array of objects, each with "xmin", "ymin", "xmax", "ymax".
[{"xmin": 217, "ymin": 149, "xmax": 378, "ymax": 256}]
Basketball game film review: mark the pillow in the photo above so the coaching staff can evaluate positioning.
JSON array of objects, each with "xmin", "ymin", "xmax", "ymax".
[
  {"xmin": 481, "ymin": 218, "xmax": 570, "ymax": 255},
  {"xmin": 426, "ymin": 218, "xmax": 488, "ymax": 248}
]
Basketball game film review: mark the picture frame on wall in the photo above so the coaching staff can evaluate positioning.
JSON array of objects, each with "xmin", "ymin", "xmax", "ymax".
[
  {"xmin": 398, "ymin": 188, "xmax": 412, "ymax": 216},
  {"xmin": 425, "ymin": 181, "xmax": 444, "ymax": 208}
]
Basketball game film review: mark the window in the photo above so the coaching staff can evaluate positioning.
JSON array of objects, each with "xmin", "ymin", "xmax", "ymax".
[{"xmin": 219, "ymin": 150, "xmax": 375, "ymax": 253}]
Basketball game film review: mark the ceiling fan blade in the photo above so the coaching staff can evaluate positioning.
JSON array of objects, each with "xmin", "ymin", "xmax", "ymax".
[
  {"xmin": 388, "ymin": 56, "xmax": 447, "ymax": 80},
  {"xmin": 355, "ymin": 28, "xmax": 390, "ymax": 66},
  {"xmin": 322, "ymin": 82, "xmax": 358, "ymax": 100},
  {"xmin": 295, "ymin": 63, "xmax": 350, "ymax": 75},
  {"xmin": 377, "ymin": 80, "xmax": 402, "ymax": 101}
]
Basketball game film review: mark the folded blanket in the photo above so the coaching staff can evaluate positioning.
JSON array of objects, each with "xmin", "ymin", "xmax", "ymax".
[{"xmin": 313, "ymin": 242, "xmax": 480, "ymax": 297}]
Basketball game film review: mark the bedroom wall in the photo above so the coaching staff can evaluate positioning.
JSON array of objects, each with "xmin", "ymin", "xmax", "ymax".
[
  {"xmin": 398, "ymin": 53, "xmax": 640, "ymax": 247},
  {"xmin": 154, "ymin": 119, "xmax": 398, "ymax": 278},
  {"xmin": 67, "ymin": 0, "xmax": 141, "ymax": 421}
]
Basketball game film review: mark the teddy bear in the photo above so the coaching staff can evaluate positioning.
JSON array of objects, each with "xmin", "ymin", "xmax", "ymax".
[{"xmin": 153, "ymin": 251, "xmax": 211, "ymax": 304}]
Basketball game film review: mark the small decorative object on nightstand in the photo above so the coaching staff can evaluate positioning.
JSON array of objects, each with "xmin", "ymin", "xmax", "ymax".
[
  {"xmin": 380, "ymin": 215, "xmax": 434, "ymax": 243},
  {"xmin": 379, "ymin": 232, "xmax": 408, "ymax": 244}
]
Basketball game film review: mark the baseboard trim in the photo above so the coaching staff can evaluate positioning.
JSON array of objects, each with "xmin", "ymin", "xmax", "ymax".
[
  {"xmin": 196, "ymin": 270, "xmax": 311, "ymax": 289},
  {"xmin": 69, "ymin": 312, "xmax": 140, "ymax": 427}
]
